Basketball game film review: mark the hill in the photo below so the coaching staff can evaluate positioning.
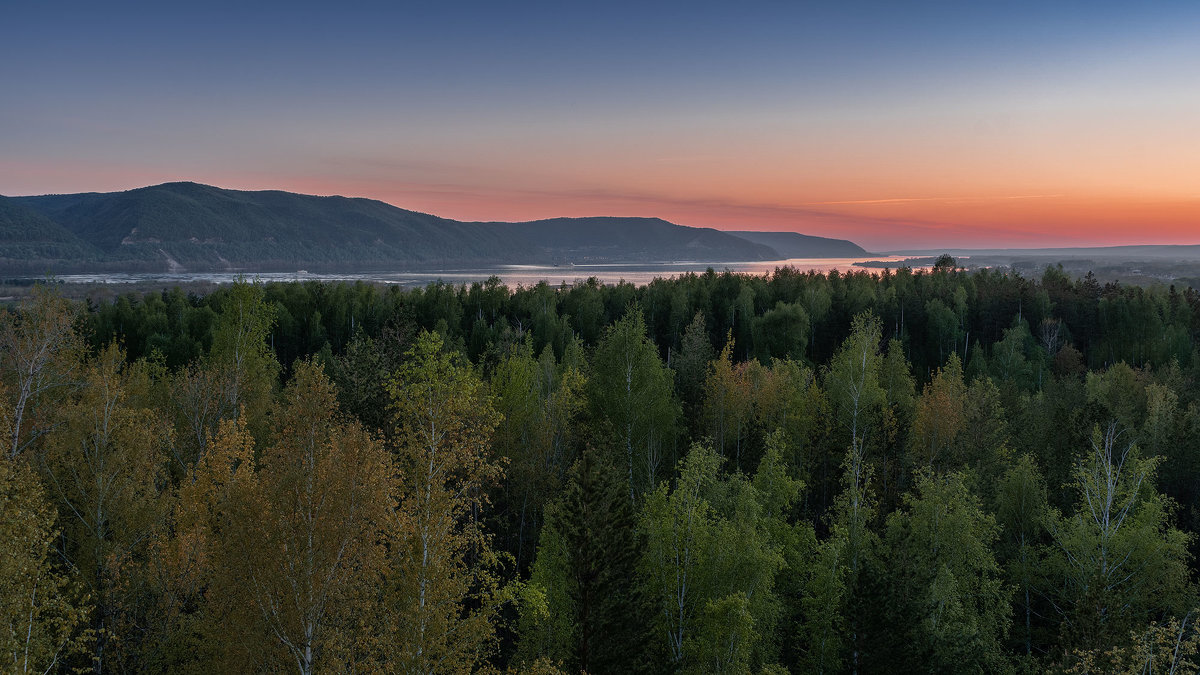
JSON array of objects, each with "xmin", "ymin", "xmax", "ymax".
[
  {"xmin": 727, "ymin": 230, "xmax": 869, "ymax": 258},
  {"xmin": 0, "ymin": 196, "xmax": 103, "ymax": 273},
  {"xmin": 3, "ymin": 182, "xmax": 859, "ymax": 273},
  {"xmin": 499, "ymin": 217, "xmax": 777, "ymax": 262}
]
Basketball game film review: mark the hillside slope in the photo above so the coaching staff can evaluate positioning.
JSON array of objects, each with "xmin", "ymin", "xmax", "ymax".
[
  {"xmin": 5, "ymin": 183, "xmax": 864, "ymax": 273},
  {"xmin": 728, "ymin": 230, "xmax": 869, "ymax": 257}
]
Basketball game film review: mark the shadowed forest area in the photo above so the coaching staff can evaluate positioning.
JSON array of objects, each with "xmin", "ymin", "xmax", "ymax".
[{"xmin": 4, "ymin": 263, "xmax": 1200, "ymax": 673}]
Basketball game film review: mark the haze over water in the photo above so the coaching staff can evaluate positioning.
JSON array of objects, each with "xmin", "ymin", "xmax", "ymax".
[{"xmin": 45, "ymin": 257, "xmax": 921, "ymax": 288}]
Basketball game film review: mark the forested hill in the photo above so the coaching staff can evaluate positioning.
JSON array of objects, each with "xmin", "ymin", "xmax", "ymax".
[{"xmin": 2, "ymin": 182, "xmax": 864, "ymax": 273}]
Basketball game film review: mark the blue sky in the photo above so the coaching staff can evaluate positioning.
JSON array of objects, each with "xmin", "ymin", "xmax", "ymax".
[{"xmin": 4, "ymin": 1, "xmax": 1199, "ymax": 248}]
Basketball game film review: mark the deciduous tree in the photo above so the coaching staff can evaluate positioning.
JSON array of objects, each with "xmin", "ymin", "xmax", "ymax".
[{"xmin": 388, "ymin": 331, "xmax": 505, "ymax": 674}]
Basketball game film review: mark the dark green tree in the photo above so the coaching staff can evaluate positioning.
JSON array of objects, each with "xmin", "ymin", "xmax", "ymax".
[{"xmin": 518, "ymin": 446, "xmax": 654, "ymax": 674}]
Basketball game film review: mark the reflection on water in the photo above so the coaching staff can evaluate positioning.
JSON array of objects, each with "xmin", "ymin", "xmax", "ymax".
[{"xmin": 45, "ymin": 257, "xmax": 924, "ymax": 288}]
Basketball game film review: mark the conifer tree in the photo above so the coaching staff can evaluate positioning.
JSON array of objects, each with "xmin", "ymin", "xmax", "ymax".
[{"xmin": 518, "ymin": 446, "xmax": 653, "ymax": 674}]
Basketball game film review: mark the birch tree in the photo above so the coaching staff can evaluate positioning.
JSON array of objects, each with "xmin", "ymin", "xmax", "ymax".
[
  {"xmin": 38, "ymin": 343, "xmax": 171, "ymax": 671},
  {"xmin": 0, "ymin": 451, "xmax": 88, "ymax": 672},
  {"xmin": 0, "ymin": 285, "xmax": 83, "ymax": 459},
  {"xmin": 1049, "ymin": 423, "xmax": 1192, "ymax": 651},
  {"xmin": 226, "ymin": 360, "xmax": 394, "ymax": 673},
  {"xmin": 588, "ymin": 306, "xmax": 680, "ymax": 499},
  {"xmin": 388, "ymin": 331, "xmax": 504, "ymax": 674}
]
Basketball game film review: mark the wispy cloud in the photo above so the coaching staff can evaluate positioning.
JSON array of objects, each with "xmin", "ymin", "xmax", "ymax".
[{"xmin": 804, "ymin": 194, "xmax": 1065, "ymax": 206}]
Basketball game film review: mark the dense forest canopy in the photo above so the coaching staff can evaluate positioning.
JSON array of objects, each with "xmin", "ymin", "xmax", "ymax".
[{"xmin": 3, "ymin": 264, "xmax": 1200, "ymax": 673}]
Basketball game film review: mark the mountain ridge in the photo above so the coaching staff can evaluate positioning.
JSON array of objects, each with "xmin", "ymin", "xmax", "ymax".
[
  {"xmin": 2, "ymin": 182, "xmax": 864, "ymax": 274},
  {"xmin": 729, "ymin": 229, "xmax": 869, "ymax": 258}
]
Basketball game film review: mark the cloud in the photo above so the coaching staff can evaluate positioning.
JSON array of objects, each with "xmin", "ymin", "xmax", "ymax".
[{"xmin": 805, "ymin": 194, "xmax": 1065, "ymax": 206}]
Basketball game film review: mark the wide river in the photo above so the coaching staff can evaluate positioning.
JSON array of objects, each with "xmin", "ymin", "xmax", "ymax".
[{"xmin": 49, "ymin": 256, "xmax": 922, "ymax": 288}]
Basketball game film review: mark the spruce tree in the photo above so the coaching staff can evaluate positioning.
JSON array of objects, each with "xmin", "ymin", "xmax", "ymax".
[{"xmin": 520, "ymin": 446, "xmax": 654, "ymax": 674}]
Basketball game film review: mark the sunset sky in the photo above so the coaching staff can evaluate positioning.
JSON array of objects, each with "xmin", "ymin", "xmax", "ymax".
[{"xmin": 3, "ymin": 1, "xmax": 1199, "ymax": 250}]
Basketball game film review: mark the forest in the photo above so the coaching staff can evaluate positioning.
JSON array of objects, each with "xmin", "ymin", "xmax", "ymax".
[{"xmin": 3, "ymin": 261, "xmax": 1200, "ymax": 673}]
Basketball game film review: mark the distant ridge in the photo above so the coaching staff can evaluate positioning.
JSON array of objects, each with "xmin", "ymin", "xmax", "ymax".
[
  {"xmin": 887, "ymin": 245, "xmax": 1200, "ymax": 259},
  {"xmin": 1, "ymin": 182, "xmax": 864, "ymax": 274},
  {"xmin": 728, "ymin": 230, "xmax": 869, "ymax": 258}
]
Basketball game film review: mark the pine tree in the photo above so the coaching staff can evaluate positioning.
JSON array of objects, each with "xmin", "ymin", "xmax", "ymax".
[{"xmin": 518, "ymin": 446, "xmax": 653, "ymax": 674}]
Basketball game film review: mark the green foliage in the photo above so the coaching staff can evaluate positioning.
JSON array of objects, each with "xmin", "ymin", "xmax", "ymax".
[
  {"xmin": 517, "ymin": 447, "xmax": 653, "ymax": 674},
  {"xmin": 1047, "ymin": 424, "xmax": 1194, "ymax": 652},
  {"xmin": 388, "ymin": 330, "xmax": 505, "ymax": 673},
  {"xmin": 994, "ymin": 454, "xmax": 1051, "ymax": 657},
  {"xmin": 587, "ymin": 305, "xmax": 680, "ymax": 498},
  {"xmin": 639, "ymin": 443, "xmax": 785, "ymax": 673},
  {"xmin": 7, "ymin": 261, "xmax": 1200, "ymax": 673},
  {"xmin": 823, "ymin": 313, "xmax": 888, "ymax": 458},
  {"xmin": 751, "ymin": 301, "xmax": 809, "ymax": 362},
  {"xmin": 882, "ymin": 471, "xmax": 1013, "ymax": 672}
]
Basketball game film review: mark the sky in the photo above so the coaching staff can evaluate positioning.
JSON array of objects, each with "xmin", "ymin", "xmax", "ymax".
[{"xmin": 3, "ymin": 1, "xmax": 1199, "ymax": 250}]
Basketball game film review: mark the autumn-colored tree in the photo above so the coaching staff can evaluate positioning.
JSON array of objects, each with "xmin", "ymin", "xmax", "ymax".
[
  {"xmin": 227, "ymin": 360, "xmax": 395, "ymax": 673},
  {"xmin": 1065, "ymin": 611, "xmax": 1200, "ymax": 674},
  {"xmin": 0, "ymin": 452, "xmax": 89, "ymax": 672},
  {"xmin": 702, "ymin": 335, "xmax": 753, "ymax": 470},
  {"xmin": 388, "ymin": 330, "xmax": 505, "ymax": 674},
  {"xmin": 909, "ymin": 353, "xmax": 966, "ymax": 469},
  {"xmin": 147, "ymin": 417, "xmax": 259, "ymax": 672},
  {"xmin": 37, "ymin": 342, "xmax": 171, "ymax": 670},
  {"xmin": 0, "ymin": 285, "xmax": 84, "ymax": 459}
]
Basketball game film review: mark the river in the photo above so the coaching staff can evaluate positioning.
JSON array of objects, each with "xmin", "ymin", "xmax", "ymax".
[{"xmin": 46, "ymin": 257, "xmax": 923, "ymax": 288}]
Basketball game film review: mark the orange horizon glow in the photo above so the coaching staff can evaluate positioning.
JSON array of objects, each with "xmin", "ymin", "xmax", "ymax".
[{"xmin": 6, "ymin": 161, "xmax": 1196, "ymax": 251}]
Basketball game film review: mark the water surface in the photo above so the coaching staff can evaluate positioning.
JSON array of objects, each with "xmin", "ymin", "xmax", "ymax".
[{"xmin": 47, "ymin": 257, "xmax": 922, "ymax": 288}]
